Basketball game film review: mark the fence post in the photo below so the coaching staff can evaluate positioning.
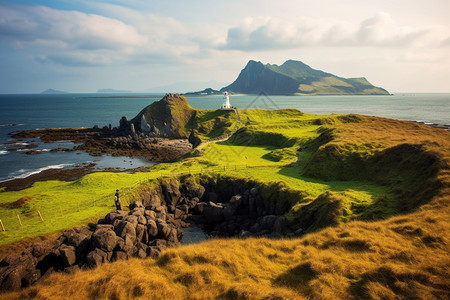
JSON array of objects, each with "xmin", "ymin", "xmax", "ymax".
[
  {"xmin": 0, "ymin": 219, "xmax": 5, "ymax": 232},
  {"xmin": 37, "ymin": 210, "xmax": 44, "ymax": 222},
  {"xmin": 60, "ymin": 207, "xmax": 63, "ymax": 217},
  {"xmin": 17, "ymin": 214, "xmax": 22, "ymax": 226},
  {"xmin": 78, "ymin": 203, "xmax": 80, "ymax": 212},
  {"xmin": 235, "ymin": 165, "xmax": 237, "ymax": 171}
]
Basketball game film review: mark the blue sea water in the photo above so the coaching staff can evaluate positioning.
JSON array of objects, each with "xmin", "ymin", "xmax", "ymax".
[{"xmin": 0, "ymin": 93, "xmax": 449, "ymax": 182}]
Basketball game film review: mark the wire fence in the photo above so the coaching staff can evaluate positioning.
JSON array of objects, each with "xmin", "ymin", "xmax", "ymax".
[{"xmin": 0, "ymin": 163, "xmax": 280, "ymax": 234}]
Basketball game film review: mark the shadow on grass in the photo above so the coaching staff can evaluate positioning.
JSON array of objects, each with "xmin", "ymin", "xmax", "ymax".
[
  {"xmin": 278, "ymin": 166, "xmax": 400, "ymax": 221},
  {"xmin": 272, "ymin": 262, "xmax": 317, "ymax": 295}
]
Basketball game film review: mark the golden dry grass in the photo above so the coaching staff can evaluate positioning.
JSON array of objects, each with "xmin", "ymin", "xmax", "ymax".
[{"xmin": 3, "ymin": 186, "xmax": 449, "ymax": 299}]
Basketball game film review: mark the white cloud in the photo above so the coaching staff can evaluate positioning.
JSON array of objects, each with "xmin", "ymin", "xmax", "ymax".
[
  {"xmin": 0, "ymin": 4, "xmax": 225, "ymax": 67},
  {"xmin": 220, "ymin": 12, "xmax": 450, "ymax": 50},
  {"xmin": 0, "ymin": 5, "xmax": 145, "ymax": 49}
]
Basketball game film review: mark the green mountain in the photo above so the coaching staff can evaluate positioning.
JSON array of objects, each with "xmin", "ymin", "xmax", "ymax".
[{"xmin": 221, "ymin": 60, "xmax": 389, "ymax": 95}]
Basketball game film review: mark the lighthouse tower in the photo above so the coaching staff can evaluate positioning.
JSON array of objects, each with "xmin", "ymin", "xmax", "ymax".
[{"xmin": 222, "ymin": 91, "xmax": 231, "ymax": 109}]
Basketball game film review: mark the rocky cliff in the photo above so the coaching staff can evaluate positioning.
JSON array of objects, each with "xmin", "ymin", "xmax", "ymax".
[
  {"xmin": 221, "ymin": 60, "xmax": 390, "ymax": 95},
  {"xmin": 130, "ymin": 93, "xmax": 196, "ymax": 138}
]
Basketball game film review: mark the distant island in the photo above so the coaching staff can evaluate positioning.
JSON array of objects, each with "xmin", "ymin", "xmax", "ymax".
[
  {"xmin": 41, "ymin": 88, "xmax": 69, "ymax": 94},
  {"xmin": 97, "ymin": 89, "xmax": 132, "ymax": 93},
  {"xmin": 184, "ymin": 88, "xmax": 221, "ymax": 96},
  {"xmin": 189, "ymin": 59, "xmax": 389, "ymax": 96}
]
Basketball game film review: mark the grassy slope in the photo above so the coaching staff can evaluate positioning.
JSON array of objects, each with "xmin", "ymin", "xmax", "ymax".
[
  {"xmin": 1, "ymin": 106, "xmax": 450, "ymax": 299},
  {"xmin": 0, "ymin": 173, "xmax": 160, "ymax": 246}
]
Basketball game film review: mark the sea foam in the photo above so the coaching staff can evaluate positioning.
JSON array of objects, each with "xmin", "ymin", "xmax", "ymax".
[{"xmin": 6, "ymin": 164, "xmax": 75, "ymax": 181}]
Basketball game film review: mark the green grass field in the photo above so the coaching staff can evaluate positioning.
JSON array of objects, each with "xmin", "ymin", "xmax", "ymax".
[
  {"xmin": 0, "ymin": 108, "xmax": 395, "ymax": 246},
  {"xmin": 1, "ymin": 105, "xmax": 446, "ymax": 249}
]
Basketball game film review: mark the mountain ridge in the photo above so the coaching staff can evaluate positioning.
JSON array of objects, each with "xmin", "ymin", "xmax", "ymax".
[{"xmin": 221, "ymin": 60, "xmax": 389, "ymax": 95}]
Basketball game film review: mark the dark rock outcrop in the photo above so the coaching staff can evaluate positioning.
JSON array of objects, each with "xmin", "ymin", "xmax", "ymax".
[
  {"xmin": 0, "ymin": 178, "xmax": 299, "ymax": 293},
  {"xmin": 188, "ymin": 130, "xmax": 202, "ymax": 148}
]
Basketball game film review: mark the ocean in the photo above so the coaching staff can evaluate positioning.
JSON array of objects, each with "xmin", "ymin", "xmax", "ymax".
[{"xmin": 1, "ymin": 93, "xmax": 449, "ymax": 182}]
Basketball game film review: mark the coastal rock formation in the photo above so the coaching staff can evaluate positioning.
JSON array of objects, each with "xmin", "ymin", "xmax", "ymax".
[
  {"xmin": 221, "ymin": 59, "xmax": 390, "ymax": 95},
  {"xmin": 131, "ymin": 93, "xmax": 196, "ymax": 138},
  {"xmin": 0, "ymin": 178, "xmax": 299, "ymax": 293},
  {"xmin": 11, "ymin": 94, "xmax": 201, "ymax": 160}
]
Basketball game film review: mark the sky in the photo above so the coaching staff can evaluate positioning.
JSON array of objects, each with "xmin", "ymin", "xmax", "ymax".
[{"xmin": 0, "ymin": 0, "xmax": 449, "ymax": 93}]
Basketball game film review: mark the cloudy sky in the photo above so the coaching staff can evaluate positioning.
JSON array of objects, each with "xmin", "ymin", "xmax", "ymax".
[{"xmin": 0, "ymin": 0, "xmax": 449, "ymax": 93}]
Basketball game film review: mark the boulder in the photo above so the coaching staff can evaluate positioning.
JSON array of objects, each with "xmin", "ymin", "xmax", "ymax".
[
  {"xmin": 115, "ymin": 221, "xmax": 137, "ymax": 242},
  {"xmin": 157, "ymin": 222, "xmax": 172, "ymax": 239},
  {"xmin": 0, "ymin": 252, "xmax": 37, "ymax": 292},
  {"xmin": 111, "ymin": 251, "xmax": 128, "ymax": 262},
  {"xmin": 144, "ymin": 210, "xmax": 157, "ymax": 220},
  {"xmin": 131, "ymin": 207, "xmax": 145, "ymax": 217},
  {"xmin": 223, "ymin": 204, "xmax": 236, "ymax": 220},
  {"xmin": 85, "ymin": 251, "xmax": 103, "ymax": 268},
  {"xmin": 0, "ymin": 267, "xmax": 22, "ymax": 292},
  {"xmin": 155, "ymin": 206, "xmax": 167, "ymax": 221},
  {"xmin": 22, "ymin": 269, "xmax": 41, "ymax": 286},
  {"xmin": 180, "ymin": 181, "xmax": 205, "ymax": 199},
  {"xmin": 188, "ymin": 197, "xmax": 200, "ymax": 209},
  {"xmin": 31, "ymin": 240, "xmax": 61, "ymax": 261},
  {"xmin": 136, "ymin": 224, "xmax": 146, "ymax": 243},
  {"xmin": 105, "ymin": 210, "xmax": 128, "ymax": 223},
  {"xmin": 147, "ymin": 247, "xmax": 160, "ymax": 259},
  {"xmin": 195, "ymin": 202, "xmax": 208, "ymax": 214},
  {"xmin": 274, "ymin": 216, "xmax": 288, "ymax": 234},
  {"xmin": 250, "ymin": 223, "xmax": 262, "ymax": 234},
  {"xmin": 174, "ymin": 208, "xmax": 185, "ymax": 219},
  {"xmin": 188, "ymin": 130, "xmax": 202, "ymax": 148},
  {"xmin": 203, "ymin": 201, "xmax": 224, "ymax": 223},
  {"xmin": 229, "ymin": 195, "xmax": 243, "ymax": 209},
  {"xmin": 167, "ymin": 228, "xmax": 179, "ymax": 244},
  {"xmin": 123, "ymin": 215, "xmax": 139, "ymax": 227},
  {"xmin": 137, "ymin": 215, "xmax": 147, "ymax": 225},
  {"xmin": 92, "ymin": 229, "xmax": 118, "ymax": 252},
  {"xmin": 67, "ymin": 233, "xmax": 89, "ymax": 253},
  {"xmin": 147, "ymin": 220, "xmax": 158, "ymax": 238},
  {"xmin": 95, "ymin": 224, "xmax": 114, "ymax": 231},
  {"xmin": 129, "ymin": 200, "xmax": 144, "ymax": 210},
  {"xmin": 58, "ymin": 245, "xmax": 76, "ymax": 267},
  {"xmin": 259, "ymin": 215, "xmax": 278, "ymax": 231},
  {"xmin": 141, "ymin": 191, "xmax": 163, "ymax": 209},
  {"xmin": 161, "ymin": 181, "xmax": 182, "ymax": 207}
]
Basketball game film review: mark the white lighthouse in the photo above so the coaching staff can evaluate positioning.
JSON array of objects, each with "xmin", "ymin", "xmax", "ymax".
[{"xmin": 222, "ymin": 91, "xmax": 231, "ymax": 109}]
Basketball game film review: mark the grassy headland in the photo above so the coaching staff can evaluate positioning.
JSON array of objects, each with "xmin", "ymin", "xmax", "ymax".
[{"xmin": 1, "ymin": 95, "xmax": 449, "ymax": 299}]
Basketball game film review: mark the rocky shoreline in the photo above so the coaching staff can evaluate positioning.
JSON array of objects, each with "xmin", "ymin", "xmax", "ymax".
[
  {"xmin": 0, "ymin": 178, "xmax": 303, "ymax": 293},
  {"xmin": 11, "ymin": 126, "xmax": 192, "ymax": 162},
  {"xmin": 0, "ymin": 164, "xmax": 96, "ymax": 192}
]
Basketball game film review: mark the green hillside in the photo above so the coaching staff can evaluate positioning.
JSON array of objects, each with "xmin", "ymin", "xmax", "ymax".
[{"xmin": 222, "ymin": 60, "xmax": 390, "ymax": 95}]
